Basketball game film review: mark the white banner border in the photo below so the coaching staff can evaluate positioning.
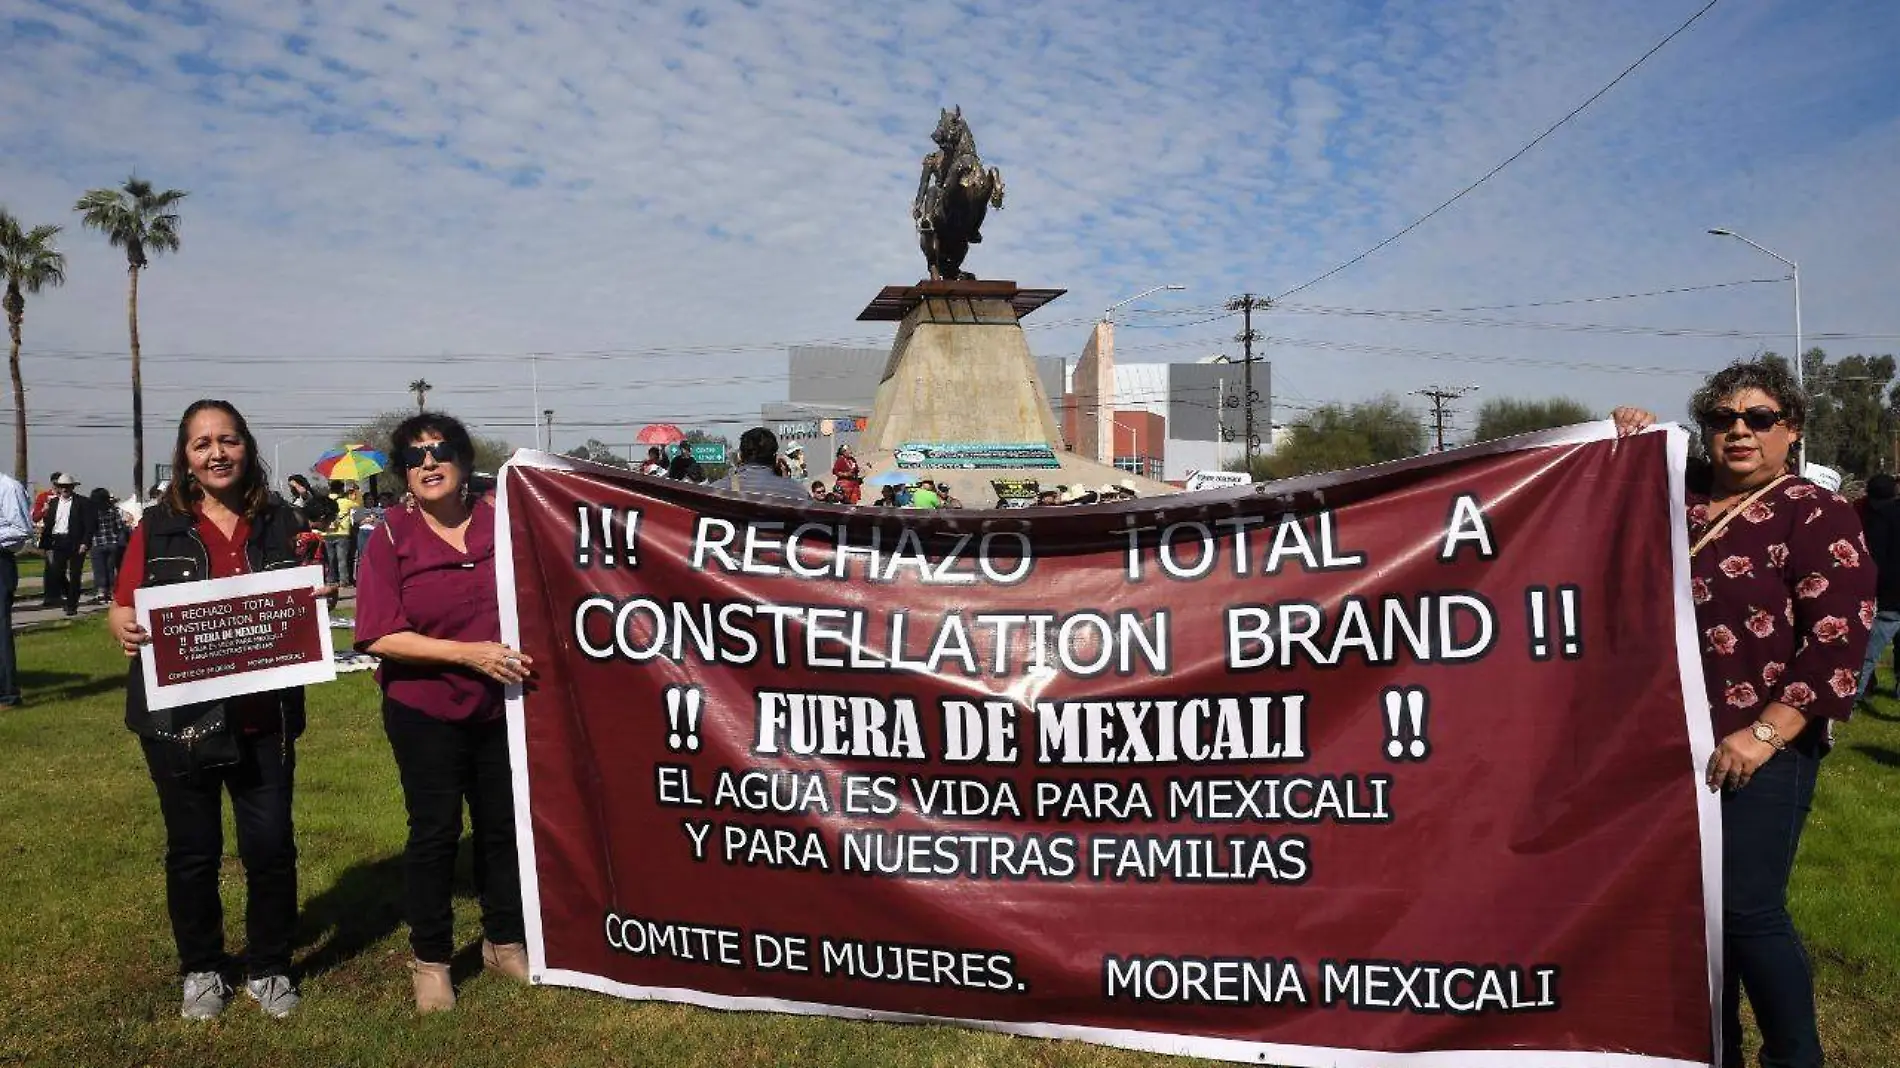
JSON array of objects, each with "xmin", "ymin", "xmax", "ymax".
[{"xmin": 495, "ymin": 422, "xmax": 1720, "ymax": 1068}]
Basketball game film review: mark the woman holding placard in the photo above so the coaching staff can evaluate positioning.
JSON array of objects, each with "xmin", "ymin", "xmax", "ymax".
[
  {"xmin": 1614, "ymin": 358, "xmax": 1871, "ymax": 1068},
  {"xmin": 353, "ymin": 411, "xmax": 534, "ymax": 1013},
  {"xmin": 107, "ymin": 399, "xmax": 316, "ymax": 1021}
]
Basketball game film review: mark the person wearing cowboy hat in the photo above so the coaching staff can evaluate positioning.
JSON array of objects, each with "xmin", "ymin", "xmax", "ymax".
[
  {"xmin": 780, "ymin": 442, "xmax": 808, "ymax": 479},
  {"xmin": 37, "ymin": 472, "xmax": 95, "ymax": 615}
]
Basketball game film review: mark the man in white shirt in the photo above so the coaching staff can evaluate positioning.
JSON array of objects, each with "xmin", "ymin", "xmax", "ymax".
[
  {"xmin": 0, "ymin": 469, "xmax": 31, "ymax": 705},
  {"xmin": 36, "ymin": 473, "xmax": 93, "ymax": 616}
]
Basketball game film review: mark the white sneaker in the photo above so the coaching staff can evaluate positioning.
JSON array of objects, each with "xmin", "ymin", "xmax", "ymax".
[
  {"xmin": 245, "ymin": 974, "xmax": 300, "ymax": 1018},
  {"xmin": 180, "ymin": 971, "xmax": 229, "ymax": 1020}
]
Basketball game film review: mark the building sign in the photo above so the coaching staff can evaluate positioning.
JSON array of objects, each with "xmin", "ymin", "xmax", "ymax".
[
  {"xmin": 893, "ymin": 442, "xmax": 1062, "ymax": 470},
  {"xmin": 989, "ymin": 478, "xmax": 1041, "ymax": 505},
  {"xmin": 1184, "ymin": 470, "xmax": 1251, "ymax": 492},
  {"xmin": 776, "ymin": 417, "xmax": 868, "ymax": 440}
]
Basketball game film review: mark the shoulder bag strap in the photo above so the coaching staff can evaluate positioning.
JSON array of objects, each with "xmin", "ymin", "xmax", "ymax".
[{"xmin": 1690, "ymin": 474, "xmax": 1791, "ymax": 558}]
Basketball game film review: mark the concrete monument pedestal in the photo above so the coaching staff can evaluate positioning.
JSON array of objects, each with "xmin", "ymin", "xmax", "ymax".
[{"xmin": 848, "ymin": 281, "xmax": 1175, "ymax": 498}]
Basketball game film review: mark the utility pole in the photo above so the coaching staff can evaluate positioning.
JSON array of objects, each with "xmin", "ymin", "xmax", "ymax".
[
  {"xmin": 1413, "ymin": 386, "xmax": 1478, "ymax": 452},
  {"xmin": 1216, "ymin": 377, "xmax": 1226, "ymax": 471},
  {"xmin": 543, "ymin": 409, "xmax": 555, "ymax": 452},
  {"xmin": 1226, "ymin": 294, "xmax": 1268, "ymax": 471}
]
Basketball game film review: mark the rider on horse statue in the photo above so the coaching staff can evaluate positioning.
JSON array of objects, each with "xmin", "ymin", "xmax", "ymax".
[{"xmin": 912, "ymin": 106, "xmax": 1005, "ymax": 281}]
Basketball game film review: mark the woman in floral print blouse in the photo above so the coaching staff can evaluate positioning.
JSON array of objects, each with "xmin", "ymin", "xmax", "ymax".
[{"xmin": 1616, "ymin": 358, "xmax": 1871, "ymax": 1068}]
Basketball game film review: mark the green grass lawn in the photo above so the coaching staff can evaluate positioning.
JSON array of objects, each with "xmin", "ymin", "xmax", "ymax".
[{"xmin": 0, "ymin": 618, "xmax": 1894, "ymax": 1067}]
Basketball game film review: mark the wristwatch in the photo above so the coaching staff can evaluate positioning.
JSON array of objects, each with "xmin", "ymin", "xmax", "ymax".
[{"xmin": 1750, "ymin": 720, "xmax": 1787, "ymax": 752}]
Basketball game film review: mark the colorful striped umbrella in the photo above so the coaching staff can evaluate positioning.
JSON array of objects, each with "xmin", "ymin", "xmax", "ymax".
[{"xmin": 313, "ymin": 444, "xmax": 389, "ymax": 482}]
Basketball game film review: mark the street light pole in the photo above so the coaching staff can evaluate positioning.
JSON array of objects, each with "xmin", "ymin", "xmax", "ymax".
[
  {"xmin": 1708, "ymin": 228, "xmax": 1801, "ymax": 394},
  {"xmin": 270, "ymin": 436, "xmax": 306, "ymax": 491},
  {"xmin": 1101, "ymin": 283, "xmax": 1186, "ymax": 324}
]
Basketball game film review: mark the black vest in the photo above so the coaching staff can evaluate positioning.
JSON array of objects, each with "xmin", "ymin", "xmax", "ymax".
[{"xmin": 123, "ymin": 498, "xmax": 309, "ymax": 739}]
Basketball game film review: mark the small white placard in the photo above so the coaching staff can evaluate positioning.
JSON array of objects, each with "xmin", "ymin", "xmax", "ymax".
[{"xmin": 135, "ymin": 566, "xmax": 336, "ymax": 711}]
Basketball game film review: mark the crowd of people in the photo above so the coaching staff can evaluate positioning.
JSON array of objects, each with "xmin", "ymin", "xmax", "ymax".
[
  {"xmin": 0, "ymin": 464, "xmax": 397, "ymax": 622},
  {"xmin": 634, "ymin": 426, "xmax": 1147, "ymax": 510},
  {"xmin": 282, "ymin": 475, "xmax": 400, "ymax": 603},
  {"xmin": 0, "ymin": 355, "xmax": 1882, "ymax": 1065}
]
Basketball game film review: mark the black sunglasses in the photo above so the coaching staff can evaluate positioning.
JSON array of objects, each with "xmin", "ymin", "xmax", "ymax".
[
  {"xmin": 1699, "ymin": 406, "xmax": 1787, "ymax": 434},
  {"xmin": 400, "ymin": 441, "xmax": 457, "ymax": 467}
]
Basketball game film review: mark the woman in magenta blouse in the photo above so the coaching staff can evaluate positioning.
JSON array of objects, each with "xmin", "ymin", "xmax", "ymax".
[
  {"xmin": 1617, "ymin": 358, "xmax": 1871, "ymax": 1068},
  {"xmin": 354, "ymin": 412, "xmax": 536, "ymax": 1013}
]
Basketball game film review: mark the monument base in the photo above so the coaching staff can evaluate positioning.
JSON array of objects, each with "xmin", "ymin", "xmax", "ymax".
[{"xmin": 849, "ymin": 281, "xmax": 1175, "ymax": 500}]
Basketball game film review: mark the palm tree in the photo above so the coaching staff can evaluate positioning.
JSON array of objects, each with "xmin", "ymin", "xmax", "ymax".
[
  {"xmin": 410, "ymin": 378, "xmax": 432, "ymax": 412},
  {"xmin": 75, "ymin": 176, "xmax": 186, "ymax": 497},
  {"xmin": 0, "ymin": 210, "xmax": 66, "ymax": 481}
]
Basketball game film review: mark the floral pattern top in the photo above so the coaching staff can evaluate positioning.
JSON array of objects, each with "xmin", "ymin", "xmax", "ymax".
[{"xmin": 1688, "ymin": 477, "xmax": 1873, "ymax": 742}]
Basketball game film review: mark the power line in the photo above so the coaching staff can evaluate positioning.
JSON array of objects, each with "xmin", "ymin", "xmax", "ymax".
[
  {"xmin": 1272, "ymin": 303, "xmax": 1831, "ymax": 340},
  {"xmin": 1408, "ymin": 277, "xmax": 1787, "ymax": 313},
  {"xmin": 1273, "ymin": 0, "xmax": 1728, "ymax": 301}
]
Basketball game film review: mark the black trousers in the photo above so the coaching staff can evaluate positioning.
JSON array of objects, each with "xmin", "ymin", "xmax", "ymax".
[
  {"xmin": 1722, "ymin": 741, "xmax": 1823, "ymax": 1068},
  {"xmin": 141, "ymin": 733, "xmax": 298, "ymax": 977},
  {"xmin": 44, "ymin": 542, "xmax": 84, "ymax": 611},
  {"xmin": 382, "ymin": 698, "xmax": 523, "ymax": 963}
]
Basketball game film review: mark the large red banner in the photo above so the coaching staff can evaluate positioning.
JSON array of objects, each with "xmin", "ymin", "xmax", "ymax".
[{"xmin": 497, "ymin": 425, "xmax": 1720, "ymax": 1067}]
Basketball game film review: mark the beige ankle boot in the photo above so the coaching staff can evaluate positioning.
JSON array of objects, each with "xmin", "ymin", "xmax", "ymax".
[
  {"xmin": 482, "ymin": 939, "xmax": 530, "ymax": 982},
  {"xmin": 408, "ymin": 959, "xmax": 455, "ymax": 1013}
]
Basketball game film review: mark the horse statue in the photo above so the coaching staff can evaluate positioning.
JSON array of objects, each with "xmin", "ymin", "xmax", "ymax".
[{"xmin": 912, "ymin": 106, "xmax": 1005, "ymax": 281}]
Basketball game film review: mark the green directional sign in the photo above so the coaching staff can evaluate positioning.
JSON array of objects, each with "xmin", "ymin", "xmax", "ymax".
[{"xmin": 688, "ymin": 442, "xmax": 728, "ymax": 464}]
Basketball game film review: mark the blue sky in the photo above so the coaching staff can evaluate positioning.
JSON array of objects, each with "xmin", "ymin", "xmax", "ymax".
[{"xmin": 2, "ymin": 0, "xmax": 1897, "ymax": 489}]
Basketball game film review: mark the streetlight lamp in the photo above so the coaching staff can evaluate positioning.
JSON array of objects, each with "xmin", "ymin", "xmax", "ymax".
[
  {"xmin": 270, "ymin": 436, "xmax": 307, "ymax": 492},
  {"xmin": 1102, "ymin": 283, "xmax": 1186, "ymax": 324},
  {"xmin": 1708, "ymin": 228, "xmax": 1801, "ymax": 394}
]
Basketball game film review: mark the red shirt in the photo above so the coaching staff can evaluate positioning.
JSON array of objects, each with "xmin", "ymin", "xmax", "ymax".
[
  {"xmin": 1687, "ymin": 477, "xmax": 1874, "ymax": 742},
  {"xmin": 353, "ymin": 499, "xmax": 504, "ymax": 722},
  {"xmin": 117, "ymin": 509, "xmax": 278, "ymax": 733}
]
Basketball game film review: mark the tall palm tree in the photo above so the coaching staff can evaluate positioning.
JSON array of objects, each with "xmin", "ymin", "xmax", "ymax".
[
  {"xmin": 0, "ymin": 210, "xmax": 66, "ymax": 481},
  {"xmin": 410, "ymin": 378, "xmax": 432, "ymax": 412},
  {"xmin": 75, "ymin": 176, "xmax": 186, "ymax": 497}
]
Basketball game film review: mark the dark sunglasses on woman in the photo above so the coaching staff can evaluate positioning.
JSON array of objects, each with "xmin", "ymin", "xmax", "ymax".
[
  {"xmin": 400, "ymin": 442, "xmax": 457, "ymax": 467},
  {"xmin": 1700, "ymin": 407, "xmax": 1786, "ymax": 434}
]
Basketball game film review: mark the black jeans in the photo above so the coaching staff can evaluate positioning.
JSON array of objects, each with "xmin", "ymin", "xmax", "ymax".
[
  {"xmin": 1723, "ymin": 740, "xmax": 1822, "ymax": 1068},
  {"xmin": 44, "ymin": 543, "xmax": 84, "ymax": 611},
  {"xmin": 141, "ymin": 733, "xmax": 298, "ymax": 977},
  {"xmin": 382, "ymin": 698, "xmax": 523, "ymax": 963}
]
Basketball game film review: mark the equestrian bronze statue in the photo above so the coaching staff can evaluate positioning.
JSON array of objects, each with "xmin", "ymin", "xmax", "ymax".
[{"xmin": 912, "ymin": 106, "xmax": 1005, "ymax": 281}]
